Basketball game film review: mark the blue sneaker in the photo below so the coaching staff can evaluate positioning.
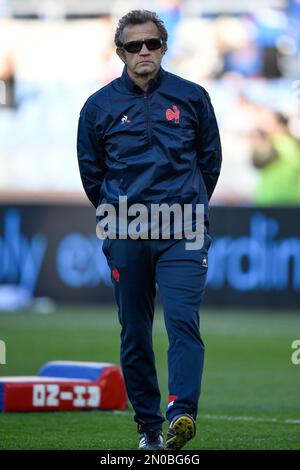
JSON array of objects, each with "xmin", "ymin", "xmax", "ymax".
[
  {"xmin": 139, "ymin": 429, "xmax": 164, "ymax": 450},
  {"xmin": 166, "ymin": 414, "xmax": 196, "ymax": 450}
]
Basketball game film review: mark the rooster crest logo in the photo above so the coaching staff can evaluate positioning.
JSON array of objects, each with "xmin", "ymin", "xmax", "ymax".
[{"xmin": 166, "ymin": 105, "xmax": 180, "ymax": 124}]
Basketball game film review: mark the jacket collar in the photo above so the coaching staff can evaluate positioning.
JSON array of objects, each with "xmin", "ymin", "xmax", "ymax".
[{"xmin": 121, "ymin": 65, "xmax": 166, "ymax": 93}]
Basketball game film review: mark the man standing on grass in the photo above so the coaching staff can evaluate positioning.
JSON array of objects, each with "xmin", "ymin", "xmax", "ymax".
[{"xmin": 77, "ymin": 10, "xmax": 222, "ymax": 450}]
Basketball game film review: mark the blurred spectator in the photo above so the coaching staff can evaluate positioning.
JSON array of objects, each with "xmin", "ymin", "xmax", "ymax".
[
  {"xmin": 0, "ymin": 54, "xmax": 15, "ymax": 108},
  {"xmin": 215, "ymin": 16, "xmax": 262, "ymax": 78},
  {"xmin": 154, "ymin": 0, "xmax": 181, "ymax": 57},
  {"xmin": 250, "ymin": 110, "xmax": 300, "ymax": 205}
]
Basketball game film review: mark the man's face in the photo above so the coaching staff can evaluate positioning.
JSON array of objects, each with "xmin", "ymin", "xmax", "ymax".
[{"xmin": 117, "ymin": 21, "xmax": 164, "ymax": 78}]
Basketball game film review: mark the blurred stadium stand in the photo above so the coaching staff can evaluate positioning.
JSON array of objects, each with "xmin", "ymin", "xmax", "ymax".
[
  {"xmin": 1, "ymin": 0, "xmax": 300, "ymax": 201},
  {"xmin": 0, "ymin": 0, "xmax": 290, "ymax": 18},
  {"xmin": 0, "ymin": 0, "xmax": 300, "ymax": 308}
]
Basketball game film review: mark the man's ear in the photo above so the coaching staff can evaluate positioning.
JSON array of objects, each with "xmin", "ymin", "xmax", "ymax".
[{"xmin": 116, "ymin": 47, "xmax": 126, "ymax": 64}]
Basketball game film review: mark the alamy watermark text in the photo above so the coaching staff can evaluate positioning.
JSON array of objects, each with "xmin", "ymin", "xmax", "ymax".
[{"xmin": 96, "ymin": 196, "xmax": 205, "ymax": 250}]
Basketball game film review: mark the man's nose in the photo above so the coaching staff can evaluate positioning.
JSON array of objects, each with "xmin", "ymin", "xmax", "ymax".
[{"xmin": 139, "ymin": 43, "xmax": 150, "ymax": 54}]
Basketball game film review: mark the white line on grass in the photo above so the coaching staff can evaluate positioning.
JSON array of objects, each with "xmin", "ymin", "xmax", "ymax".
[
  {"xmin": 202, "ymin": 414, "xmax": 300, "ymax": 425},
  {"xmin": 113, "ymin": 411, "xmax": 300, "ymax": 425}
]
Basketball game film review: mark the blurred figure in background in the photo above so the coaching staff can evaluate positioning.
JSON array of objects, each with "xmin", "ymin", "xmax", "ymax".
[
  {"xmin": 0, "ymin": 54, "xmax": 15, "ymax": 109},
  {"xmin": 250, "ymin": 109, "xmax": 300, "ymax": 205}
]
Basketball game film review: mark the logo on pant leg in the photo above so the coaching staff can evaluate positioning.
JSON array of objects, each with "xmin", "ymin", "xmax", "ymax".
[
  {"xmin": 202, "ymin": 257, "xmax": 208, "ymax": 268},
  {"xmin": 112, "ymin": 268, "xmax": 120, "ymax": 282},
  {"xmin": 167, "ymin": 394, "xmax": 178, "ymax": 411}
]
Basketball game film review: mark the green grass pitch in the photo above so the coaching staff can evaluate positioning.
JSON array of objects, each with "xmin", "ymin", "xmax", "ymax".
[{"xmin": 0, "ymin": 306, "xmax": 299, "ymax": 450}]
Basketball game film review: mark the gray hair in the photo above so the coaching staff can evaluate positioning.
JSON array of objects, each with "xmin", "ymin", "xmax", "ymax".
[{"xmin": 114, "ymin": 10, "xmax": 168, "ymax": 52}]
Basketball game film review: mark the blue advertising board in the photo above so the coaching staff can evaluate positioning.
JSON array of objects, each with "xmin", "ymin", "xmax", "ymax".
[{"xmin": 0, "ymin": 203, "xmax": 299, "ymax": 308}]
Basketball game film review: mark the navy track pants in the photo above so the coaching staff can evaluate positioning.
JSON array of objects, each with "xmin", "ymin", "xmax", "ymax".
[{"xmin": 102, "ymin": 235, "xmax": 211, "ymax": 432}]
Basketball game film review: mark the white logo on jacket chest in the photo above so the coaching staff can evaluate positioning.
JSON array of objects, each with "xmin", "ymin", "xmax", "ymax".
[{"xmin": 121, "ymin": 115, "xmax": 131, "ymax": 124}]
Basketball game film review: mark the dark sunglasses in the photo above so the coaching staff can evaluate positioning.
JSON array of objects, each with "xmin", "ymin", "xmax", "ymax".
[{"xmin": 122, "ymin": 38, "xmax": 163, "ymax": 53}]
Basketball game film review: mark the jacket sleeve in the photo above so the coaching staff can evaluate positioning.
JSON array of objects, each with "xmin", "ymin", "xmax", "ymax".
[
  {"xmin": 196, "ymin": 88, "xmax": 222, "ymax": 201},
  {"xmin": 77, "ymin": 100, "xmax": 107, "ymax": 208}
]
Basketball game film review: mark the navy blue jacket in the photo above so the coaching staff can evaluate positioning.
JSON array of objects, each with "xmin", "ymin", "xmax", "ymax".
[{"xmin": 77, "ymin": 66, "xmax": 222, "ymax": 229}]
